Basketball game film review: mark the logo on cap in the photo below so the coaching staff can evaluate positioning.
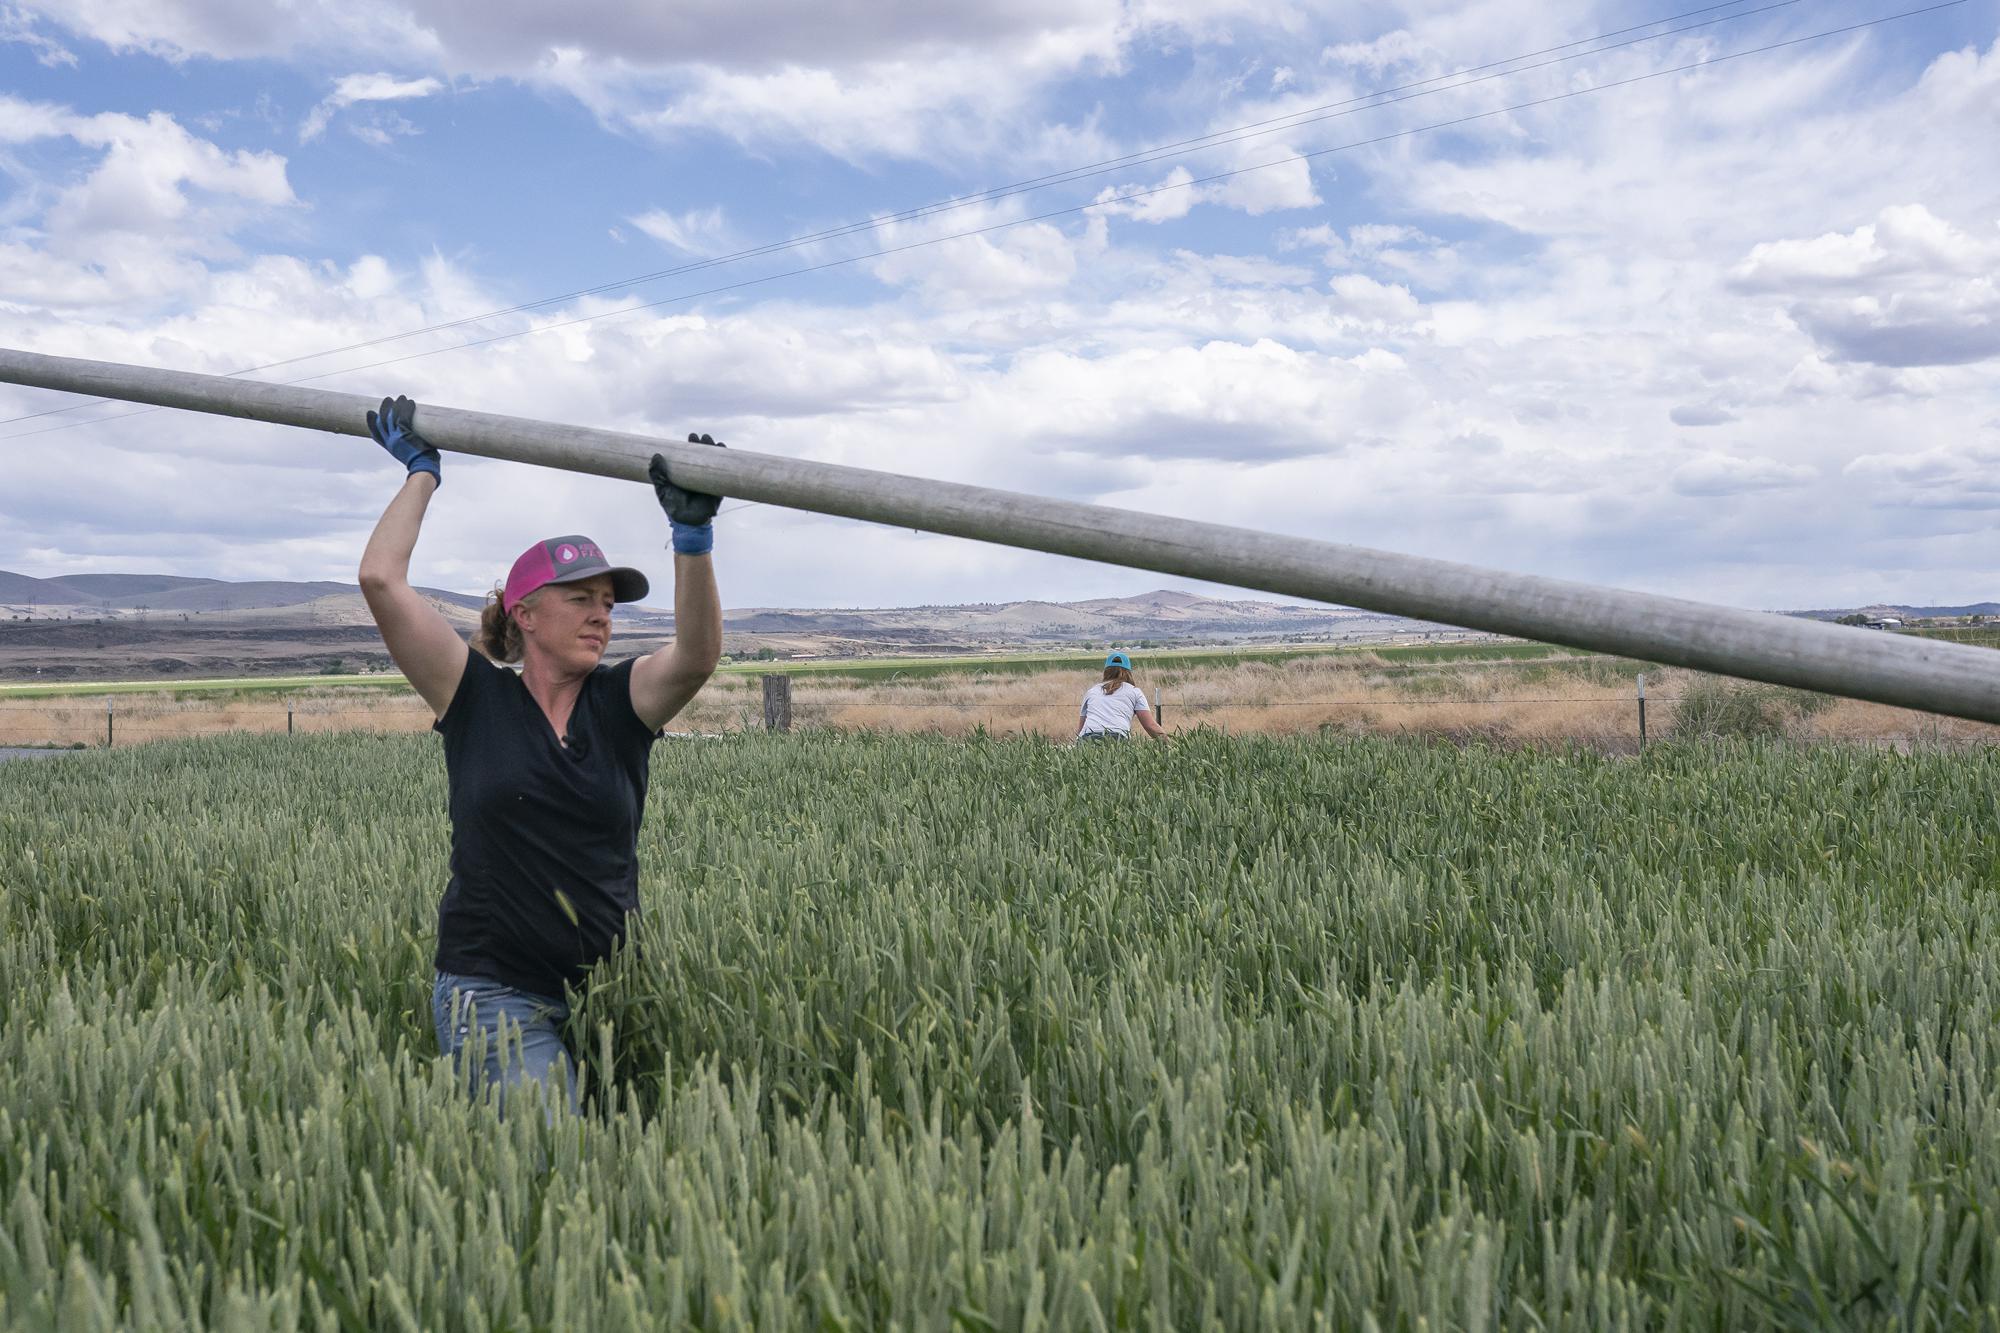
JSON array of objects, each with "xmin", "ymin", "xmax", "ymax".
[{"xmin": 555, "ymin": 544, "xmax": 579, "ymax": 564}]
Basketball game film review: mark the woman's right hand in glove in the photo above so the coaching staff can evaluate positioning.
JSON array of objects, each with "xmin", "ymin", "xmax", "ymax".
[{"xmin": 366, "ymin": 395, "xmax": 441, "ymax": 487}]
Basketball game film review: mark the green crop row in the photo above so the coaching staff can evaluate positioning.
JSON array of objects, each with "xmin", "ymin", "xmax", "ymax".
[{"xmin": 2, "ymin": 733, "xmax": 1998, "ymax": 1329}]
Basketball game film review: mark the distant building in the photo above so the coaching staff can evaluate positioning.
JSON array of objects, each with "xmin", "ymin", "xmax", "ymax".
[{"xmin": 1866, "ymin": 617, "xmax": 1903, "ymax": 629}]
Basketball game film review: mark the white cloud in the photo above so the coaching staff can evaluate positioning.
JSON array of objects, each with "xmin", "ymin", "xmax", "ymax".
[
  {"xmin": 1091, "ymin": 138, "xmax": 1318, "ymax": 227},
  {"xmin": 0, "ymin": 96, "xmax": 295, "ymax": 273},
  {"xmin": 1730, "ymin": 205, "xmax": 2000, "ymax": 369},
  {"xmin": 300, "ymin": 72, "xmax": 445, "ymax": 142},
  {"xmin": 1279, "ymin": 221, "xmax": 1458, "ymax": 288},
  {"xmin": 926, "ymin": 337, "xmax": 1433, "ymax": 474},
  {"xmin": 629, "ymin": 206, "xmax": 737, "ymax": 257},
  {"xmin": 349, "ymin": 112, "xmax": 423, "ymax": 147},
  {"xmin": 1208, "ymin": 143, "xmax": 1317, "ymax": 214},
  {"xmin": 1327, "ymin": 273, "xmax": 1421, "ymax": 324},
  {"xmin": 55, "ymin": 115, "xmax": 291, "ymax": 234},
  {"xmin": 1092, "ymin": 167, "xmax": 1198, "ymax": 224},
  {"xmin": 418, "ymin": 0, "xmax": 1110, "ymax": 73},
  {"xmin": 1670, "ymin": 403, "xmax": 1737, "ymax": 428},
  {"xmin": 1845, "ymin": 440, "xmax": 2000, "ymax": 510},
  {"xmin": 6, "ymin": 0, "xmax": 426, "ymax": 63},
  {"xmin": 597, "ymin": 46, "xmax": 1110, "ymax": 163},
  {"xmin": 1279, "ymin": 222, "xmax": 1344, "ymax": 265},
  {"xmin": 1671, "ymin": 452, "xmax": 1817, "ymax": 497},
  {"xmin": 2, "ymin": 0, "xmax": 1320, "ymax": 167},
  {"xmin": 0, "ymin": 5, "xmax": 75, "ymax": 65},
  {"xmin": 1732, "ymin": 205, "xmax": 1995, "ymax": 288},
  {"xmin": 863, "ymin": 201, "xmax": 1094, "ymax": 306}
]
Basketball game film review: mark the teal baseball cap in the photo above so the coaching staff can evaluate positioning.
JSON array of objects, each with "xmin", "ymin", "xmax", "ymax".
[{"xmin": 1104, "ymin": 651, "xmax": 1132, "ymax": 670}]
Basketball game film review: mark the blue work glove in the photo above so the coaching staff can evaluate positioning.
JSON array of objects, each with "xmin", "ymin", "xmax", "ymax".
[
  {"xmin": 649, "ymin": 433, "xmax": 726, "ymax": 555},
  {"xmin": 366, "ymin": 395, "xmax": 441, "ymax": 487}
]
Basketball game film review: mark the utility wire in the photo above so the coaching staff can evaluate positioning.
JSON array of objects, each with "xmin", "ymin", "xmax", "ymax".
[
  {"xmin": 0, "ymin": 0, "xmax": 1960, "ymax": 448},
  {"xmin": 0, "ymin": 0, "xmax": 1802, "ymax": 430}
]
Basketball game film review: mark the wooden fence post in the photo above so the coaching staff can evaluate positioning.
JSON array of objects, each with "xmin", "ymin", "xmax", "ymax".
[
  {"xmin": 105, "ymin": 700, "xmax": 113, "ymax": 748},
  {"xmin": 1637, "ymin": 673, "xmax": 1647, "ymax": 749},
  {"xmin": 762, "ymin": 674, "xmax": 792, "ymax": 733}
]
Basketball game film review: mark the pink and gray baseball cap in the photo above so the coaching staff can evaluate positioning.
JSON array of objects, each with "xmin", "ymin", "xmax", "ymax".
[{"xmin": 502, "ymin": 535, "xmax": 649, "ymax": 614}]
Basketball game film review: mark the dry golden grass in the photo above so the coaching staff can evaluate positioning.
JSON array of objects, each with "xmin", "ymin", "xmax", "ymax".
[
  {"xmin": 791, "ymin": 654, "xmax": 1649, "ymax": 746},
  {"xmin": 788, "ymin": 655, "xmax": 2000, "ymax": 751},
  {"xmin": 0, "ymin": 677, "xmax": 769, "ymax": 749},
  {"xmin": 0, "ymin": 688, "xmax": 437, "ymax": 747},
  {"xmin": 1806, "ymin": 696, "xmax": 2000, "ymax": 749},
  {"xmin": 3, "ymin": 655, "xmax": 1993, "ymax": 752}
]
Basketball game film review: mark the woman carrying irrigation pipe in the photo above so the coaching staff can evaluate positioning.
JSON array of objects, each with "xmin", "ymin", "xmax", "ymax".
[
  {"xmin": 1077, "ymin": 651, "xmax": 1169, "ymax": 743},
  {"xmin": 356, "ymin": 395, "xmax": 724, "ymax": 1114}
]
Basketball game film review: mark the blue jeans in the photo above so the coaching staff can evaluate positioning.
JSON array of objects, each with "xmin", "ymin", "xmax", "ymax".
[{"xmin": 432, "ymin": 970, "xmax": 578, "ymax": 1116}]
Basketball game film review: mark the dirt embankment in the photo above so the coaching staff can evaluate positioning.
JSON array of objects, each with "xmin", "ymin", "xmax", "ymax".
[{"xmin": 0, "ymin": 620, "xmax": 396, "ymax": 679}]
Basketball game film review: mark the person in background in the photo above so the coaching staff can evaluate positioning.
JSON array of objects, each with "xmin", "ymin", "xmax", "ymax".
[
  {"xmin": 1077, "ymin": 651, "xmax": 1169, "ymax": 742},
  {"xmin": 355, "ymin": 393, "xmax": 726, "ymax": 1113}
]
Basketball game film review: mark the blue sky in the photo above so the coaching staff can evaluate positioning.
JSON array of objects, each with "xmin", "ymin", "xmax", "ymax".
[{"xmin": 0, "ymin": 0, "xmax": 1996, "ymax": 613}]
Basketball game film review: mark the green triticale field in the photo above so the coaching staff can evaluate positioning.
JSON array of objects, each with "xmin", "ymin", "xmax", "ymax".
[{"xmin": 3, "ymin": 732, "xmax": 1999, "ymax": 1330}]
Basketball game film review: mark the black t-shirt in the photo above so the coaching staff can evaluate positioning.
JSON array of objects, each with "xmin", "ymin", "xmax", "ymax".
[{"xmin": 432, "ymin": 645, "xmax": 660, "ymax": 999}]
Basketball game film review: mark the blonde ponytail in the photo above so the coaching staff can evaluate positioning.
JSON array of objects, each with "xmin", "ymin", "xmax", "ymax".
[{"xmin": 473, "ymin": 587, "xmax": 525, "ymax": 663}]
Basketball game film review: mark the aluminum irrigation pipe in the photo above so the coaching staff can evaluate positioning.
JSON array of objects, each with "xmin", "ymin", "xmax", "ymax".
[{"xmin": 4, "ymin": 345, "xmax": 1998, "ymax": 724}]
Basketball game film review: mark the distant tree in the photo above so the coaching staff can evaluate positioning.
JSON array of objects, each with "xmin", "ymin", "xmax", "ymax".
[
  {"xmin": 1835, "ymin": 613, "xmax": 1869, "ymax": 627},
  {"xmin": 321, "ymin": 658, "xmax": 345, "ymax": 675}
]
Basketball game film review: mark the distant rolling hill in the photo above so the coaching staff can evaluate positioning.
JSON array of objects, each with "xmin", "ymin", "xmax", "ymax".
[
  {"xmin": 1790, "ymin": 602, "xmax": 2000, "ymax": 620},
  {"xmin": 47, "ymin": 574, "xmax": 224, "ymax": 600},
  {"xmin": 0, "ymin": 570, "xmax": 483, "ymax": 613},
  {"xmin": 0, "ymin": 571, "xmax": 63, "ymax": 604},
  {"xmin": 0, "ymin": 570, "xmax": 1469, "ymax": 680}
]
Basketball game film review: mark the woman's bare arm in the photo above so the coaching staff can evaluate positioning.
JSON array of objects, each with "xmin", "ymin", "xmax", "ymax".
[
  {"xmin": 629, "ymin": 551, "xmax": 721, "ymax": 730},
  {"xmin": 358, "ymin": 473, "xmax": 466, "ymax": 717}
]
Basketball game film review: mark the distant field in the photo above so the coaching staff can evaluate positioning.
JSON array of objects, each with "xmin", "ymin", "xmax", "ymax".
[
  {"xmin": 4, "ymin": 638, "xmax": 1985, "ymax": 753},
  {"xmin": 717, "ymin": 638, "xmax": 1575, "ymax": 682},
  {"xmin": 1907, "ymin": 625, "xmax": 2000, "ymax": 648},
  {"xmin": 0, "ymin": 640, "xmax": 1563, "ymax": 696}
]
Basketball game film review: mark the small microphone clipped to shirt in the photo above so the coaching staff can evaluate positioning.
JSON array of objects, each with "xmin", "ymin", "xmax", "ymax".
[{"xmin": 563, "ymin": 732, "xmax": 591, "ymax": 759}]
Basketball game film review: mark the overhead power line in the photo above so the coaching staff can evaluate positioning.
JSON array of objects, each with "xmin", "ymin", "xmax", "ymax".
[
  {"xmin": 0, "ymin": 0, "xmax": 1803, "ymax": 430},
  {"xmin": 0, "ymin": 0, "xmax": 1964, "ymax": 448}
]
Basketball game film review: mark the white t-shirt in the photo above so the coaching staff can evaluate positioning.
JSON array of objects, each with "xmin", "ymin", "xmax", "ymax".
[{"xmin": 1079, "ymin": 681, "xmax": 1150, "ymax": 736}]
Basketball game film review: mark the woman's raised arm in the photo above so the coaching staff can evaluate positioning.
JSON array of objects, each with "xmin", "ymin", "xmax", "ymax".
[{"xmin": 356, "ymin": 397, "xmax": 466, "ymax": 717}]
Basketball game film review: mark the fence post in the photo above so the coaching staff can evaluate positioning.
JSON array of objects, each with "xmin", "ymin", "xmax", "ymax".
[
  {"xmin": 1637, "ymin": 673, "xmax": 1647, "ymax": 750},
  {"xmin": 105, "ymin": 699, "xmax": 113, "ymax": 748},
  {"xmin": 762, "ymin": 674, "xmax": 792, "ymax": 733},
  {"xmin": 288, "ymin": 706, "xmax": 294, "ymax": 735},
  {"xmin": 1154, "ymin": 689, "xmax": 1164, "ymax": 725}
]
